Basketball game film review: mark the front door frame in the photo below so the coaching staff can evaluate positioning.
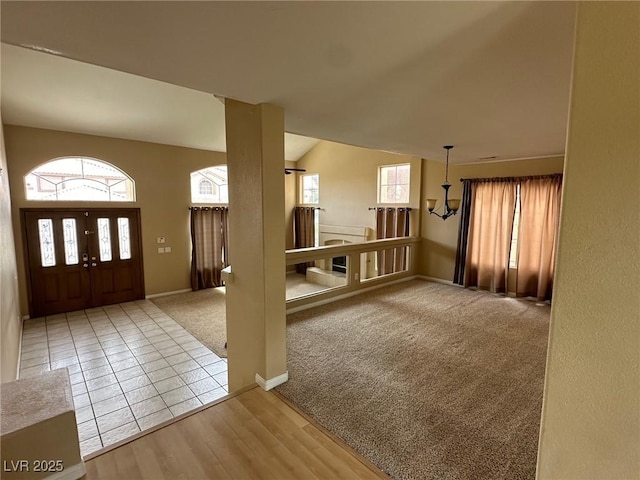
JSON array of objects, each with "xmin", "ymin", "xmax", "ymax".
[{"xmin": 21, "ymin": 207, "xmax": 145, "ymax": 317}]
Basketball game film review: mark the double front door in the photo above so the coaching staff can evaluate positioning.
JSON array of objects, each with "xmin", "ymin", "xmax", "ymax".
[{"xmin": 23, "ymin": 208, "xmax": 145, "ymax": 317}]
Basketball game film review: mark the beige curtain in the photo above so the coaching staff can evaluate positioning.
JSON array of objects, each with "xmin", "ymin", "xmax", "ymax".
[
  {"xmin": 464, "ymin": 180, "xmax": 517, "ymax": 293},
  {"xmin": 376, "ymin": 208, "xmax": 410, "ymax": 275},
  {"xmin": 190, "ymin": 207, "xmax": 229, "ymax": 290},
  {"xmin": 294, "ymin": 207, "xmax": 316, "ymax": 273},
  {"xmin": 516, "ymin": 176, "xmax": 562, "ymax": 300}
]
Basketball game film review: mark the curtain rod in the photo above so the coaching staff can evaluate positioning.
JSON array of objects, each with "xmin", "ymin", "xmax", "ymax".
[
  {"xmin": 460, "ymin": 173, "xmax": 562, "ymax": 183},
  {"xmin": 188, "ymin": 206, "xmax": 229, "ymax": 210},
  {"xmin": 295, "ymin": 206, "xmax": 323, "ymax": 210},
  {"xmin": 368, "ymin": 207, "xmax": 413, "ymax": 211}
]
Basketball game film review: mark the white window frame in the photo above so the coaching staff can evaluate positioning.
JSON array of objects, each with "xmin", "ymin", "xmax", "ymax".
[
  {"xmin": 377, "ymin": 163, "xmax": 410, "ymax": 204},
  {"xmin": 300, "ymin": 173, "xmax": 319, "ymax": 205},
  {"xmin": 190, "ymin": 165, "xmax": 228, "ymax": 204},
  {"xmin": 24, "ymin": 157, "xmax": 135, "ymax": 202}
]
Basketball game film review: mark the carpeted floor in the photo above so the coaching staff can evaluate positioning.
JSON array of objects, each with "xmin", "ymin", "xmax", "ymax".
[
  {"xmin": 275, "ymin": 279, "xmax": 550, "ymax": 480},
  {"xmin": 150, "ymin": 287, "xmax": 228, "ymax": 358}
]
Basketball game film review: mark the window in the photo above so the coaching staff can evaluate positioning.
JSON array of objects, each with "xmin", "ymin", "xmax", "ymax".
[
  {"xmin": 299, "ymin": 174, "xmax": 319, "ymax": 246},
  {"xmin": 509, "ymin": 185, "xmax": 521, "ymax": 268},
  {"xmin": 199, "ymin": 180, "xmax": 213, "ymax": 196},
  {"xmin": 37, "ymin": 219, "xmax": 56, "ymax": 267},
  {"xmin": 191, "ymin": 166, "xmax": 228, "ymax": 204},
  {"xmin": 378, "ymin": 164, "xmax": 410, "ymax": 203},
  {"xmin": 97, "ymin": 218, "xmax": 113, "ymax": 262},
  {"xmin": 25, "ymin": 157, "xmax": 135, "ymax": 201},
  {"xmin": 62, "ymin": 218, "xmax": 79, "ymax": 265},
  {"xmin": 301, "ymin": 173, "xmax": 319, "ymax": 204}
]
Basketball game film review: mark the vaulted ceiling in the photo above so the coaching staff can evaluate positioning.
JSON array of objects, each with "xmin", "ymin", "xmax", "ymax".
[{"xmin": 0, "ymin": 1, "xmax": 577, "ymax": 164}]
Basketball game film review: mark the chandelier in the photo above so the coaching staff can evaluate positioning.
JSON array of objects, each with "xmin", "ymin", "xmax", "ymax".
[{"xmin": 426, "ymin": 145, "xmax": 460, "ymax": 220}]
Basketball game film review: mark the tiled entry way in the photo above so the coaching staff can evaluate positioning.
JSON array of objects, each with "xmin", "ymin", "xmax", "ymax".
[{"xmin": 19, "ymin": 300, "xmax": 228, "ymax": 457}]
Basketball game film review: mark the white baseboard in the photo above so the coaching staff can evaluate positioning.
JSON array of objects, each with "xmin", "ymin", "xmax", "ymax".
[
  {"xmin": 45, "ymin": 461, "xmax": 85, "ymax": 480},
  {"xmin": 416, "ymin": 275, "xmax": 460, "ymax": 286},
  {"xmin": 286, "ymin": 275, "xmax": 419, "ymax": 314},
  {"xmin": 255, "ymin": 371, "xmax": 289, "ymax": 391},
  {"xmin": 21, "ymin": 315, "xmax": 30, "ymax": 320},
  {"xmin": 145, "ymin": 288, "xmax": 192, "ymax": 299}
]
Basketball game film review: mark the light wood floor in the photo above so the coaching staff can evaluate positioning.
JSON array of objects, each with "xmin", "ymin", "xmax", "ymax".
[{"xmin": 85, "ymin": 386, "xmax": 387, "ymax": 479}]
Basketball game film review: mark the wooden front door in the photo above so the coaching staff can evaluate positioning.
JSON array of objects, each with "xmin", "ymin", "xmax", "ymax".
[{"xmin": 23, "ymin": 208, "xmax": 145, "ymax": 317}]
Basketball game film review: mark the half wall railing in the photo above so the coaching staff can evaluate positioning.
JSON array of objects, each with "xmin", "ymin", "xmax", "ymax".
[{"xmin": 285, "ymin": 236, "xmax": 420, "ymax": 311}]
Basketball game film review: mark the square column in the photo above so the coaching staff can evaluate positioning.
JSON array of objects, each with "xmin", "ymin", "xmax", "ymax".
[{"xmin": 224, "ymin": 99, "xmax": 287, "ymax": 391}]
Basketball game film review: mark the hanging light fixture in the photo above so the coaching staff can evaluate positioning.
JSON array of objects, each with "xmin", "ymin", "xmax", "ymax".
[{"xmin": 426, "ymin": 145, "xmax": 460, "ymax": 220}]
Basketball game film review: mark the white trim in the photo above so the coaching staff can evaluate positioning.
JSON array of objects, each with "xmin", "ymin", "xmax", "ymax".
[
  {"xmin": 416, "ymin": 275, "xmax": 460, "ymax": 286},
  {"xmin": 21, "ymin": 314, "xmax": 30, "ymax": 320},
  {"xmin": 286, "ymin": 275, "xmax": 418, "ymax": 314},
  {"xmin": 255, "ymin": 371, "xmax": 289, "ymax": 391},
  {"xmin": 145, "ymin": 288, "xmax": 192, "ymax": 299},
  {"xmin": 44, "ymin": 461, "xmax": 85, "ymax": 480}
]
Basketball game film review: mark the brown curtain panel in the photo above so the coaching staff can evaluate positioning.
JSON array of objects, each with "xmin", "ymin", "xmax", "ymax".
[
  {"xmin": 190, "ymin": 207, "xmax": 229, "ymax": 290},
  {"xmin": 453, "ymin": 180, "xmax": 473, "ymax": 285},
  {"xmin": 464, "ymin": 180, "xmax": 517, "ymax": 293},
  {"xmin": 294, "ymin": 207, "xmax": 316, "ymax": 273},
  {"xmin": 516, "ymin": 176, "xmax": 562, "ymax": 300},
  {"xmin": 376, "ymin": 207, "xmax": 411, "ymax": 275}
]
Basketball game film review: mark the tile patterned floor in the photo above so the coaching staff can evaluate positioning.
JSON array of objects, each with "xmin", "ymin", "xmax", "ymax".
[{"xmin": 19, "ymin": 299, "xmax": 228, "ymax": 457}]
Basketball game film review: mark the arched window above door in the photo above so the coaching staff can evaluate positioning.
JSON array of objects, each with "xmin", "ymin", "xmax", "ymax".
[
  {"xmin": 24, "ymin": 157, "xmax": 135, "ymax": 201},
  {"xmin": 191, "ymin": 166, "xmax": 228, "ymax": 204}
]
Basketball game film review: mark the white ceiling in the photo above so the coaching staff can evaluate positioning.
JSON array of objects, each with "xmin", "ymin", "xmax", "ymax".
[
  {"xmin": 0, "ymin": 1, "xmax": 577, "ymax": 164},
  {"xmin": 0, "ymin": 44, "xmax": 319, "ymax": 161}
]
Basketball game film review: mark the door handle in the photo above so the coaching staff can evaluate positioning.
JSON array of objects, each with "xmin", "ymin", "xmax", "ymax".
[
  {"xmin": 83, "ymin": 263, "xmax": 89, "ymax": 268},
  {"xmin": 91, "ymin": 263, "xmax": 97, "ymax": 267}
]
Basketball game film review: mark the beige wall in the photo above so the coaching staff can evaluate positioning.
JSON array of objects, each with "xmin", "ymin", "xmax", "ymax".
[
  {"xmin": 224, "ymin": 100, "xmax": 287, "ymax": 391},
  {"xmin": 419, "ymin": 156, "xmax": 564, "ymax": 281},
  {"xmin": 537, "ymin": 2, "xmax": 640, "ymax": 478},
  {"xmin": 4, "ymin": 125, "xmax": 228, "ymax": 317},
  {"xmin": 0, "ymin": 120, "xmax": 22, "ymax": 382},
  {"xmin": 296, "ymin": 140, "xmax": 422, "ymax": 237}
]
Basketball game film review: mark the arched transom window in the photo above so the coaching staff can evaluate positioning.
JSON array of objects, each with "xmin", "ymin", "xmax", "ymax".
[
  {"xmin": 191, "ymin": 166, "xmax": 228, "ymax": 204},
  {"xmin": 25, "ymin": 157, "xmax": 135, "ymax": 201}
]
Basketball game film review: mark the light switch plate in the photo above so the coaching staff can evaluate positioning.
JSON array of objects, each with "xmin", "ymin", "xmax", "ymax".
[
  {"xmin": 158, "ymin": 247, "xmax": 165, "ymax": 254},
  {"xmin": 164, "ymin": 246, "xmax": 172, "ymax": 253}
]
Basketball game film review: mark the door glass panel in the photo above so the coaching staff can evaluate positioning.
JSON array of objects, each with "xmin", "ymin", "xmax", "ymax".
[
  {"xmin": 97, "ymin": 218, "xmax": 112, "ymax": 262},
  {"xmin": 117, "ymin": 217, "xmax": 131, "ymax": 260},
  {"xmin": 62, "ymin": 218, "xmax": 79, "ymax": 265},
  {"xmin": 37, "ymin": 219, "xmax": 56, "ymax": 267}
]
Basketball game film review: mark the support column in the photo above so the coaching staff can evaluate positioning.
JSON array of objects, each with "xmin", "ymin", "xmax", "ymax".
[
  {"xmin": 537, "ymin": 3, "xmax": 639, "ymax": 478},
  {"xmin": 224, "ymin": 99, "xmax": 287, "ymax": 392}
]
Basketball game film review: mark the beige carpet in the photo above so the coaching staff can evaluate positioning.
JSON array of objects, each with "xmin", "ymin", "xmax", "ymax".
[
  {"xmin": 275, "ymin": 279, "xmax": 550, "ymax": 480},
  {"xmin": 150, "ymin": 287, "xmax": 227, "ymax": 358}
]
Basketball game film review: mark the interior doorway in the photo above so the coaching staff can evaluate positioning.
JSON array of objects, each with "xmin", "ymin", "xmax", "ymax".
[{"xmin": 22, "ymin": 208, "xmax": 144, "ymax": 317}]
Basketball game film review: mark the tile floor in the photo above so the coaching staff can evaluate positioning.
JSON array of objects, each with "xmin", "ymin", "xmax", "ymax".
[{"xmin": 19, "ymin": 299, "xmax": 228, "ymax": 457}]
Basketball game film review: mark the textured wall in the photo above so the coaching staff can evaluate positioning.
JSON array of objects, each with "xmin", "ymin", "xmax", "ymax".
[
  {"xmin": 0, "ymin": 120, "xmax": 22, "ymax": 382},
  {"xmin": 224, "ymin": 100, "xmax": 287, "ymax": 390},
  {"xmin": 3, "ymin": 126, "xmax": 297, "ymax": 316},
  {"xmin": 537, "ymin": 3, "xmax": 640, "ymax": 478},
  {"xmin": 296, "ymin": 140, "xmax": 421, "ymax": 234}
]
